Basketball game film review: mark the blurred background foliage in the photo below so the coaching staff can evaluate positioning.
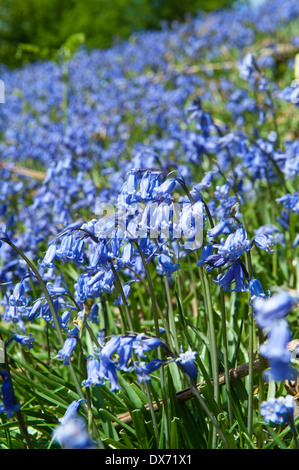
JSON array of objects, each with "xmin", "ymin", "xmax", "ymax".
[{"xmin": 0, "ymin": 0, "xmax": 236, "ymax": 68}]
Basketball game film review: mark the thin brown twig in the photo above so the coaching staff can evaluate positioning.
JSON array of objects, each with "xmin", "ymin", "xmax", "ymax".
[
  {"xmin": 0, "ymin": 160, "xmax": 46, "ymax": 181},
  {"xmin": 106, "ymin": 343, "xmax": 299, "ymax": 431},
  {"xmin": 114, "ymin": 339, "xmax": 299, "ymax": 428},
  {"xmin": 113, "ymin": 356, "xmax": 264, "ymax": 429}
]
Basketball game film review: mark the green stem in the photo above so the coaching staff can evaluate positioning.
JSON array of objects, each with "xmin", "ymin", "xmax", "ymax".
[
  {"xmin": 144, "ymin": 382, "xmax": 159, "ymax": 447},
  {"xmin": 79, "ymin": 342, "xmax": 104, "ymax": 448},
  {"xmin": 201, "ymin": 266, "xmax": 220, "ymax": 407},
  {"xmin": 79, "ymin": 343, "xmax": 93, "ymax": 435},
  {"xmin": 134, "ymin": 242, "xmax": 161, "ymax": 339},
  {"xmin": 110, "ymin": 263, "xmax": 134, "ymax": 332},
  {"xmin": 164, "ymin": 277, "xmax": 179, "ymax": 353},
  {"xmin": 245, "ymin": 251, "xmax": 255, "ymax": 439},
  {"xmin": 186, "ymin": 376, "xmax": 230, "ymax": 449},
  {"xmin": 134, "ymin": 241, "xmax": 170, "ymax": 448},
  {"xmin": 187, "ymin": 253, "xmax": 201, "ymax": 329},
  {"xmin": 257, "ymin": 328, "xmax": 265, "ymax": 448},
  {"xmin": 219, "ymin": 284, "xmax": 233, "ymax": 427},
  {"xmin": 198, "ymin": 265, "xmax": 220, "ymax": 448}
]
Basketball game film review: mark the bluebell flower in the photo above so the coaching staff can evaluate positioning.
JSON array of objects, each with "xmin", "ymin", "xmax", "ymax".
[
  {"xmin": 116, "ymin": 336, "xmax": 134, "ymax": 372},
  {"xmin": 0, "ymin": 371, "xmax": 20, "ymax": 418},
  {"xmin": 197, "ymin": 244, "xmax": 214, "ymax": 267},
  {"xmin": 39, "ymin": 243, "xmax": 57, "ymax": 269},
  {"xmin": 27, "ymin": 299, "xmax": 43, "ymax": 322},
  {"xmin": 152, "ymin": 178, "xmax": 176, "ymax": 201},
  {"xmin": 205, "ymin": 253, "xmax": 229, "ymax": 271},
  {"xmin": 137, "ymin": 170, "xmax": 159, "ymax": 202},
  {"xmin": 97, "ymin": 330, "xmax": 105, "ymax": 349},
  {"xmin": 146, "ymin": 202, "xmax": 174, "ymax": 240},
  {"xmin": 157, "ymin": 253, "xmax": 180, "ymax": 276},
  {"xmin": 58, "ymin": 399, "xmax": 86, "ymax": 425},
  {"xmin": 254, "ymin": 233, "xmax": 275, "ymax": 253},
  {"xmin": 207, "ymin": 219, "xmax": 230, "ymax": 239},
  {"xmin": 192, "ymin": 171, "xmax": 214, "ymax": 193},
  {"xmin": 46, "ymin": 282, "xmax": 68, "ymax": 296},
  {"xmin": 75, "ymin": 268, "xmax": 115, "ymax": 301},
  {"xmin": 276, "ymin": 85, "xmax": 299, "ymax": 107},
  {"xmin": 254, "ymin": 224, "xmax": 285, "ymax": 246},
  {"xmin": 60, "ymin": 309, "xmax": 72, "ymax": 329},
  {"xmin": 11, "ymin": 333, "xmax": 35, "ymax": 350},
  {"xmin": 69, "ymin": 238, "xmax": 86, "ymax": 265},
  {"xmin": 114, "ymin": 282, "xmax": 132, "ymax": 307},
  {"xmin": 205, "ymin": 226, "xmax": 251, "ymax": 271},
  {"xmin": 260, "ymin": 395, "xmax": 294, "ymax": 424},
  {"xmin": 132, "ymin": 333, "xmax": 162, "ymax": 358},
  {"xmin": 52, "ymin": 232, "xmax": 87, "ymax": 266},
  {"xmin": 253, "ymin": 291, "xmax": 296, "ymax": 330},
  {"xmin": 90, "ymin": 303, "xmax": 99, "ymax": 323},
  {"xmin": 276, "ymin": 192, "xmax": 299, "ymax": 213},
  {"xmin": 213, "ymin": 262, "xmax": 248, "ymax": 292},
  {"xmin": 99, "ymin": 269, "xmax": 115, "ymax": 294},
  {"xmin": 56, "ymin": 326, "xmax": 80, "ymax": 365},
  {"xmin": 53, "ymin": 411, "xmax": 95, "ymax": 449},
  {"xmin": 88, "ymin": 240, "xmax": 109, "ymax": 270},
  {"xmin": 9, "ymin": 282, "xmax": 29, "ymax": 308},
  {"xmin": 176, "ymin": 350, "xmax": 198, "ymax": 379},
  {"xmin": 120, "ymin": 171, "xmax": 138, "ymax": 204},
  {"xmin": 97, "ymin": 336, "xmax": 121, "ymax": 391},
  {"xmin": 134, "ymin": 359, "xmax": 163, "ymax": 383},
  {"xmin": 116, "ymin": 243, "xmax": 135, "ymax": 268},
  {"xmin": 248, "ymin": 278, "xmax": 269, "ymax": 305},
  {"xmin": 82, "ymin": 356, "xmax": 104, "ymax": 387},
  {"xmin": 3, "ymin": 305, "xmax": 22, "ymax": 324},
  {"xmin": 259, "ymin": 319, "xmax": 297, "ymax": 382},
  {"xmin": 277, "ymin": 217, "xmax": 290, "ymax": 234},
  {"xmin": 215, "ymin": 226, "xmax": 251, "ymax": 261}
]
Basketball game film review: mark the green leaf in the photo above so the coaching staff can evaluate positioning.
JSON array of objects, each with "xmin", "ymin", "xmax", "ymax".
[
  {"xmin": 130, "ymin": 409, "xmax": 150, "ymax": 448},
  {"xmin": 117, "ymin": 374, "xmax": 148, "ymax": 409},
  {"xmin": 170, "ymin": 417, "xmax": 180, "ymax": 449},
  {"xmin": 98, "ymin": 408, "xmax": 136, "ymax": 438}
]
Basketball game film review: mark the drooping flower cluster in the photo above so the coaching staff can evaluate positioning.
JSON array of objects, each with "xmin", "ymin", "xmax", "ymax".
[{"xmin": 69, "ymin": 332, "xmax": 197, "ymax": 391}]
